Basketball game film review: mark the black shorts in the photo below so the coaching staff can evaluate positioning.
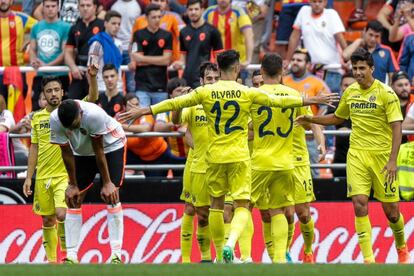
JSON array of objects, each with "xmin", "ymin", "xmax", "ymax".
[{"xmin": 75, "ymin": 146, "xmax": 126, "ymax": 192}]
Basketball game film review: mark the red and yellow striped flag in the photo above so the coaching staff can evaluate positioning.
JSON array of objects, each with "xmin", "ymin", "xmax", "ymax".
[{"xmin": 3, "ymin": 66, "xmax": 25, "ymax": 122}]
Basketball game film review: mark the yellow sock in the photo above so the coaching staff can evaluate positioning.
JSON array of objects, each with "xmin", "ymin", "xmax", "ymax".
[
  {"xmin": 287, "ymin": 222, "xmax": 295, "ymax": 251},
  {"xmin": 227, "ymin": 207, "xmax": 250, "ymax": 248},
  {"xmin": 271, "ymin": 214, "xmax": 288, "ymax": 263},
  {"xmin": 180, "ymin": 213, "xmax": 194, "ymax": 263},
  {"xmin": 57, "ymin": 220, "xmax": 66, "ymax": 253},
  {"xmin": 389, "ymin": 213, "xmax": 406, "ymax": 249},
  {"xmin": 300, "ymin": 218, "xmax": 314, "ymax": 254},
  {"xmin": 197, "ymin": 225, "xmax": 211, "ymax": 261},
  {"xmin": 355, "ymin": 216, "xmax": 375, "ymax": 263},
  {"xmin": 238, "ymin": 211, "xmax": 254, "ymax": 261},
  {"xmin": 224, "ymin": 223, "xmax": 231, "ymax": 243},
  {"xmin": 42, "ymin": 225, "xmax": 58, "ymax": 263},
  {"xmin": 263, "ymin": 222, "xmax": 274, "ymax": 260},
  {"xmin": 209, "ymin": 209, "xmax": 225, "ymax": 261}
]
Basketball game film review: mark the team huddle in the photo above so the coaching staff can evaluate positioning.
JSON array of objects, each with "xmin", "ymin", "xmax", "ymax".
[{"xmin": 24, "ymin": 48, "xmax": 411, "ymax": 264}]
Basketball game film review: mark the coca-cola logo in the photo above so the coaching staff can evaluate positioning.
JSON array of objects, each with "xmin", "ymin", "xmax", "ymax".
[
  {"xmin": 0, "ymin": 206, "xmax": 183, "ymax": 263},
  {"xmin": 0, "ymin": 203, "xmax": 413, "ymax": 263}
]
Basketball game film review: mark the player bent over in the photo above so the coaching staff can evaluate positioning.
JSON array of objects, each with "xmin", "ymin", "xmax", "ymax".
[
  {"xmin": 23, "ymin": 68, "xmax": 98, "ymax": 263},
  {"xmin": 50, "ymin": 99, "xmax": 126, "ymax": 264},
  {"xmin": 297, "ymin": 48, "xmax": 411, "ymax": 263}
]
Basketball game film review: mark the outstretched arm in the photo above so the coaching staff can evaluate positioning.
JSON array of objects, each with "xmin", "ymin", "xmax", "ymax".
[
  {"xmin": 296, "ymin": 113, "xmax": 345, "ymax": 126},
  {"xmin": 85, "ymin": 63, "xmax": 99, "ymax": 102},
  {"xmin": 119, "ymin": 91, "xmax": 201, "ymax": 123}
]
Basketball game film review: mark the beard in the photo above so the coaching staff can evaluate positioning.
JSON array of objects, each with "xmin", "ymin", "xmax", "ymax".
[
  {"xmin": 399, "ymin": 91, "xmax": 410, "ymax": 100},
  {"xmin": 0, "ymin": 4, "xmax": 10, "ymax": 12},
  {"xmin": 190, "ymin": 15, "xmax": 201, "ymax": 24}
]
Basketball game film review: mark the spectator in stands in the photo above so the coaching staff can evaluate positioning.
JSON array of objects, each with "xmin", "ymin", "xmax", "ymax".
[
  {"xmin": 284, "ymin": 48, "xmax": 331, "ymax": 178},
  {"xmin": 0, "ymin": 95, "xmax": 28, "ymax": 166},
  {"xmin": 251, "ymin": 69, "xmax": 263, "ymax": 88},
  {"xmin": 172, "ymin": 0, "xmax": 223, "ymax": 88},
  {"xmin": 232, "ymin": 0, "xmax": 269, "ymax": 64},
  {"xmin": 274, "ymin": 0, "xmax": 308, "ymax": 59},
  {"xmin": 122, "ymin": 93, "xmax": 185, "ymax": 177},
  {"xmin": 391, "ymin": 70, "xmax": 412, "ymax": 143},
  {"xmin": 204, "ymin": 0, "xmax": 254, "ymax": 82},
  {"xmin": 389, "ymin": 1, "xmax": 414, "ymax": 43},
  {"xmin": 131, "ymin": 4, "xmax": 173, "ymax": 106},
  {"xmin": 30, "ymin": 0, "xmax": 71, "ymax": 111},
  {"xmin": 343, "ymin": 20, "xmax": 399, "ymax": 84},
  {"xmin": 0, "ymin": 0, "xmax": 36, "ymax": 101},
  {"xmin": 329, "ymin": 72, "xmax": 354, "ymax": 178},
  {"xmin": 132, "ymin": 0, "xmax": 184, "ymax": 64},
  {"xmin": 285, "ymin": 0, "xmax": 347, "ymax": 93},
  {"xmin": 95, "ymin": 64, "xmax": 124, "ymax": 117},
  {"xmin": 377, "ymin": 0, "xmax": 411, "ymax": 52},
  {"xmin": 398, "ymin": 32, "xmax": 414, "ymax": 84},
  {"xmin": 111, "ymin": 0, "xmax": 142, "ymax": 93},
  {"xmin": 88, "ymin": 10, "xmax": 123, "ymax": 94},
  {"xmin": 392, "ymin": 71, "xmax": 411, "ymax": 117},
  {"xmin": 154, "ymin": 77, "xmax": 189, "ymax": 159},
  {"xmin": 65, "ymin": 0, "xmax": 105, "ymax": 99},
  {"xmin": 60, "ymin": 0, "xmax": 81, "ymax": 24},
  {"xmin": 403, "ymin": 102, "xmax": 414, "ymax": 132}
]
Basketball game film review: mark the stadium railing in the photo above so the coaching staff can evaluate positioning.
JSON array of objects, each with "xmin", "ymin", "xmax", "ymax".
[{"xmin": 2, "ymin": 131, "xmax": 414, "ymax": 177}]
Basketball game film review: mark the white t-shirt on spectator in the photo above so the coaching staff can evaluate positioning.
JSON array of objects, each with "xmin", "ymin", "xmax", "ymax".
[
  {"xmin": 0, "ymin": 109, "xmax": 28, "ymax": 153},
  {"xmin": 293, "ymin": 6, "xmax": 345, "ymax": 68},
  {"xmin": 111, "ymin": 0, "xmax": 141, "ymax": 51},
  {"xmin": 88, "ymin": 39, "xmax": 124, "ymax": 93},
  {"xmin": 50, "ymin": 100, "xmax": 125, "ymax": 156}
]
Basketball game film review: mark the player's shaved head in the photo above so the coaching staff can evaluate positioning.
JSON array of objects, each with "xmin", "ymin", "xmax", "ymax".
[
  {"xmin": 58, "ymin": 99, "xmax": 80, "ymax": 128},
  {"xmin": 261, "ymin": 53, "xmax": 283, "ymax": 77},
  {"xmin": 217, "ymin": 50, "xmax": 240, "ymax": 72}
]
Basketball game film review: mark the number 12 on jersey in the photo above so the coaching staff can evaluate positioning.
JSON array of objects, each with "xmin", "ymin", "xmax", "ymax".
[{"xmin": 210, "ymin": 100, "xmax": 244, "ymax": 135}]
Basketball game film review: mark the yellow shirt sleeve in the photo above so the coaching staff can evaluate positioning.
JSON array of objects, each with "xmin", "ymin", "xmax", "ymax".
[
  {"xmin": 297, "ymin": 105, "xmax": 313, "ymax": 117},
  {"xmin": 249, "ymin": 88, "xmax": 303, "ymax": 108},
  {"xmin": 181, "ymin": 107, "xmax": 192, "ymax": 124},
  {"xmin": 385, "ymin": 90, "xmax": 404, "ymax": 123},
  {"xmin": 151, "ymin": 89, "xmax": 203, "ymax": 115},
  {"xmin": 237, "ymin": 8, "xmax": 252, "ymax": 30},
  {"xmin": 334, "ymin": 90, "xmax": 350, "ymax": 119},
  {"xmin": 30, "ymin": 114, "xmax": 38, "ymax": 144},
  {"xmin": 25, "ymin": 15, "xmax": 37, "ymax": 33}
]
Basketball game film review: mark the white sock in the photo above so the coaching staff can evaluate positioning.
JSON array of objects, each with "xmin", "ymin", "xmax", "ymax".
[
  {"xmin": 107, "ymin": 203, "xmax": 124, "ymax": 258},
  {"xmin": 65, "ymin": 208, "xmax": 82, "ymax": 261}
]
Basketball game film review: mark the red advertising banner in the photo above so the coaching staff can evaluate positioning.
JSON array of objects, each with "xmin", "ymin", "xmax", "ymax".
[{"xmin": 0, "ymin": 203, "xmax": 413, "ymax": 264}]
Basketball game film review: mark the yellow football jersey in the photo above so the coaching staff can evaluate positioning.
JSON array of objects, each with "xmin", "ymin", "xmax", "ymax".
[
  {"xmin": 151, "ymin": 80, "xmax": 304, "ymax": 163},
  {"xmin": 335, "ymin": 80, "xmax": 403, "ymax": 151},
  {"xmin": 31, "ymin": 109, "xmax": 67, "ymax": 179},
  {"xmin": 251, "ymin": 84, "xmax": 301, "ymax": 171},
  {"xmin": 292, "ymin": 106, "xmax": 313, "ymax": 167},
  {"xmin": 181, "ymin": 105, "xmax": 209, "ymax": 173}
]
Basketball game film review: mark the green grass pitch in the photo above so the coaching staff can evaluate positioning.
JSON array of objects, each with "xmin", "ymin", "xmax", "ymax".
[{"xmin": 1, "ymin": 264, "xmax": 414, "ymax": 276}]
